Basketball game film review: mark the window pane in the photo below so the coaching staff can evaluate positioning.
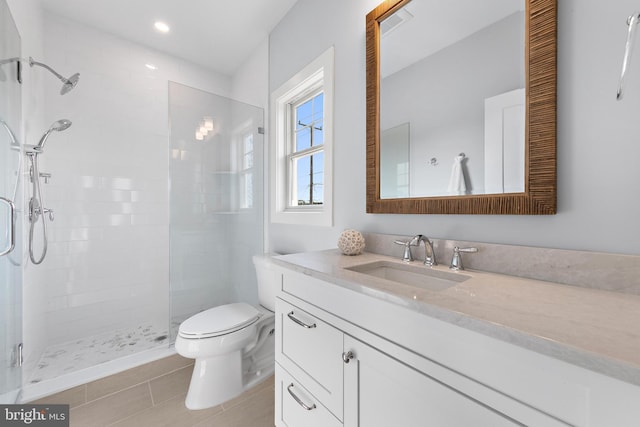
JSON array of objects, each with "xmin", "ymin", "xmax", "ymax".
[
  {"xmin": 311, "ymin": 152, "xmax": 324, "ymax": 204},
  {"xmin": 241, "ymin": 172, "xmax": 253, "ymax": 209},
  {"xmin": 313, "ymin": 123, "xmax": 324, "ymax": 146},
  {"xmin": 295, "ymin": 126, "xmax": 311, "ymax": 151},
  {"xmin": 296, "ymin": 99, "xmax": 313, "ymax": 130},
  {"xmin": 242, "ymin": 134, "xmax": 253, "ymax": 169},
  {"xmin": 314, "ymin": 93, "xmax": 324, "ymax": 116},
  {"xmin": 244, "ymin": 153, "xmax": 253, "ymax": 169},
  {"xmin": 294, "ymin": 92, "xmax": 324, "ymax": 152},
  {"xmin": 292, "ymin": 151, "xmax": 324, "ymax": 206}
]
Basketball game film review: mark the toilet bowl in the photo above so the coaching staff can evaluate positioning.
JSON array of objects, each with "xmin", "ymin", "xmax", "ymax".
[{"xmin": 175, "ymin": 255, "xmax": 278, "ymax": 410}]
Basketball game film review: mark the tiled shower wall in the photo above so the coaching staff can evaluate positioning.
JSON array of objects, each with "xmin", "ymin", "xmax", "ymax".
[{"xmin": 27, "ymin": 12, "xmax": 232, "ymax": 353}]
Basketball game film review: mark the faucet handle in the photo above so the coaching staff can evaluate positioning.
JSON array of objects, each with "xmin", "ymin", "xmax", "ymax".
[
  {"xmin": 449, "ymin": 246, "xmax": 477, "ymax": 271},
  {"xmin": 394, "ymin": 240, "xmax": 415, "ymax": 262}
]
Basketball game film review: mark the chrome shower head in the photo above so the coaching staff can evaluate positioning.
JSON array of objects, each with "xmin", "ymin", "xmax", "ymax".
[
  {"xmin": 61, "ymin": 73, "xmax": 80, "ymax": 95},
  {"xmin": 35, "ymin": 119, "xmax": 72, "ymax": 151},
  {"xmin": 50, "ymin": 119, "xmax": 72, "ymax": 132},
  {"xmin": 29, "ymin": 57, "xmax": 80, "ymax": 95}
]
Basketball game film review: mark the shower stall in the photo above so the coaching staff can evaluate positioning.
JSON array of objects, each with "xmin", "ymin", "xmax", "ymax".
[{"xmin": 20, "ymin": 82, "xmax": 265, "ymax": 398}]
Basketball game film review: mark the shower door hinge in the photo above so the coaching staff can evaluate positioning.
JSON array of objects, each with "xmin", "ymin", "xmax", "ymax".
[
  {"xmin": 15, "ymin": 343, "xmax": 24, "ymax": 367},
  {"xmin": 258, "ymin": 127, "xmax": 264, "ymax": 135},
  {"xmin": 17, "ymin": 60, "xmax": 22, "ymax": 84}
]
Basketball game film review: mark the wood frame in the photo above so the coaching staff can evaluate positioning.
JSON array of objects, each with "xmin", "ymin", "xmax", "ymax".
[{"xmin": 366, "ymin": 0, "xmax": 557, "ymax": 214}]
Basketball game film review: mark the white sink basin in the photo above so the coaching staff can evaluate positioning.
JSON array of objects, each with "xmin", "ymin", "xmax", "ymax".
[{"xmin": 346, "ymin": 260, "xmax": 469, "ymax": 292}]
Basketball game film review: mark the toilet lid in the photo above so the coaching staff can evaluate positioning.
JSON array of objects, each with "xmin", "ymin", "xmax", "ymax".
[{"xmin": 178, "ymin": 303, "xmax": 261, "ymax": 339}]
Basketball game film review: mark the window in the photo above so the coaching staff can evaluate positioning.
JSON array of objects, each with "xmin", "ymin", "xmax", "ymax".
[
  {"xmin": 291, "ymin": 91, "xmax": 324, "ymax": 206},
  {"xmin": 271, "ymin": 47, "xmax": 334, "ymax": 226},
  {"xmin": 240, "ymin": 132, "xmax": 254, "ymax": 209}
]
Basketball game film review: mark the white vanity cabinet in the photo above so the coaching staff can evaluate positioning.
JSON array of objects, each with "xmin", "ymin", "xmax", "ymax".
[{"xmin": 274, "ymin": 265, "xmax": 640, "ymax": 427}]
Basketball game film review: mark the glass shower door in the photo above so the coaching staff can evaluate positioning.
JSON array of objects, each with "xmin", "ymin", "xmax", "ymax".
[
  {"xmin": 0, "ymin": 0, "xmax": 23, "ymax": 404},
  {"xmin": 168, "ymin": 83, "xmax": 264, "ymax": 341}
]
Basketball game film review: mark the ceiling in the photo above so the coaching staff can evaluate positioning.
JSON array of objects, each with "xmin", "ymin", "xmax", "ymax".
[{"xmin": 38, "ymin": 0, "xmax": 298, "ymax": 75}]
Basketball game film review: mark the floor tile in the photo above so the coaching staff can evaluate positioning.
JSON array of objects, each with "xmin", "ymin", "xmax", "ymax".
[
  {"xmin": 109, "ymin": 393, "xmax": 223, "ymax": 427},
  {"xmin": 196, "ymin": 385, "xmax": 275, "ymax": 427},
  {"xmin": 86, "ymin": 354, "xmax": 192, "ymax": 402},
  {"xmin": 70, "ymin": 383, "xmax": 153, "ymax": 427},
  {"xmin": 30, "ymin": 384, "xmax": 87, "ymax": 408},
  {"xmin": 149, "ymin": 365, "xmax": 193, "ymax": 405}
]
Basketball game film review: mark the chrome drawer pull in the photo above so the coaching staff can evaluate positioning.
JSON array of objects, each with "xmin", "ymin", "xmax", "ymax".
[
  {"xmin": 287, "ymin": 311, "xmax": 317, "ymax": 329},
  {"xmin": 287, "ymin": 383, "xmax": 317, "ymax": 411}
]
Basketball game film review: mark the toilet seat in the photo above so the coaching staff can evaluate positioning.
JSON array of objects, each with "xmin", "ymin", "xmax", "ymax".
[{"xmin": 178, "ymin": 303, "xmax": 261, "ymax": 339}]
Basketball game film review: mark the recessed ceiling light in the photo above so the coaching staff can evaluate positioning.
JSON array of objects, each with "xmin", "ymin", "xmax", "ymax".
[
  {"xmin": 145, "ymin": 63, "xmax": 157, "ymax": 70},
  {"xmin": 154, "ymin": 21, "xmax": 170, "ymax": 33}
]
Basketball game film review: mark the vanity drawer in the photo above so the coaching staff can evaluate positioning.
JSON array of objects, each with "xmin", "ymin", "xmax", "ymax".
[
  {"xmin": 276, "ymin": 298, "xmax": 344, "ymax": 420},
  {"xmin": 276, "ymin": 364, "xmax": 342, "ymax": 427}
]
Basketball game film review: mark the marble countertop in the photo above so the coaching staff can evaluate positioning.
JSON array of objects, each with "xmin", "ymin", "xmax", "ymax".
[{"xmin": 271, "ymin": 249, "xmax": 640, "ymax": 387}]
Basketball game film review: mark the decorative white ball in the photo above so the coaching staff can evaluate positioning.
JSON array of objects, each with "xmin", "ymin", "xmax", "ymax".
[{"xmin": 337, "ymin": 229, "xmax": 365, "ymax": 255}]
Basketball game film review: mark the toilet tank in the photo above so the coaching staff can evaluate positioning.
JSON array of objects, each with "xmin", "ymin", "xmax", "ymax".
[{"xmin": 253, "ymin": 255, "xmax": 278, "ymax": 311}]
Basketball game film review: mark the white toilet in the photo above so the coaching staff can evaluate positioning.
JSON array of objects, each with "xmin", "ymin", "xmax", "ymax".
[{"xmin": 175, "ymin": 255, "xmax": 278, "ymax": 410}]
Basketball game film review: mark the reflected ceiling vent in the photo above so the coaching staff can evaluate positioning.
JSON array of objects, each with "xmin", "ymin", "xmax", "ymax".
[{"xmin": 381, "ymin": 7, "xmax": 414, "ymax": 37}]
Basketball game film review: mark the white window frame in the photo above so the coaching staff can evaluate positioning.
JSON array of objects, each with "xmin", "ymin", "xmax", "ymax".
[{"xmin": 270, "ymin": 47, "xmax": 334, "ymax": 226}]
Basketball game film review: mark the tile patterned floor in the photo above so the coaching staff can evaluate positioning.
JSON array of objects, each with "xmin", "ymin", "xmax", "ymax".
[
  {"xmin": 30, "ymin": 324, "xmax": 169, "ymax": 384},
  {"xmin": 30, "ymin": 354, "xmax": 275, "ymax": 427}
]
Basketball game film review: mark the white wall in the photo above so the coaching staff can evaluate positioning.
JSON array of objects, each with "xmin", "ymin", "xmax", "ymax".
[
  {"xmin": 29, "ymin": 13, "xmax": 231, "ymax": 351},
  {"xmin": 268, "ymin": 0, "xmax": 640, "ymax": 256},
  {"xmin": 232, "ymin": 38, "xmax": 269, "ymax": 110}
]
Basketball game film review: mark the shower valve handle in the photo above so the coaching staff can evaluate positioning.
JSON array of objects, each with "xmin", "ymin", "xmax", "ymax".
[
  {"xmin": 43, "ymin": 208, "xmax": 54, "ymax": 221},
  {"xmin": 39, "ymin": 172, "xmax": 52, "ymax": 184}
]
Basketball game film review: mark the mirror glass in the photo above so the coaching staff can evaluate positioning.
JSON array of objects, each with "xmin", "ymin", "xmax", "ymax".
[
  {"xmin": 380, "ymin": 0, "xmax": 525, "ymax": 198},
  {"xmin": 366, "ymin": 0, "xmax": 556, "ymax": 215}
]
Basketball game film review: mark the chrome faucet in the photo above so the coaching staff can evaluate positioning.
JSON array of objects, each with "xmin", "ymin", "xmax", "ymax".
[
  {"xmin": 449, "ymin": 246, "xmax": 478, "ymax": 271},
  {"xmin": 410, "ymin": 235, "xmax": 438, "ymax": 267},
  {"xmin": 394, "ymin": 238, "xmax": 418, "ymax": 262}
]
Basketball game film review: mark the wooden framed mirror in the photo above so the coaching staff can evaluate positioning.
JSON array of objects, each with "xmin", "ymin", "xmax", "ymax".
[{"xmin": 366, "ymin": 0, "xmax": 556, "ymax": 214}]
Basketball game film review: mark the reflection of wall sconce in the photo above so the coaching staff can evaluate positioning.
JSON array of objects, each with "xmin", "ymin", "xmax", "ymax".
[
  {"xmin": 429, "ymin": 157, "xmax": 438, "ymax": 166},
  {"xmin": 195, "ymin": 117, "xmax": 214, "ymax": 140}
]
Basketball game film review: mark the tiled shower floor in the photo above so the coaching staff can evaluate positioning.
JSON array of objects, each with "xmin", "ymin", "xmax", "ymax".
[{"xmin": 30, "ymin": 324, "xmax": 170, "ymax": 384}]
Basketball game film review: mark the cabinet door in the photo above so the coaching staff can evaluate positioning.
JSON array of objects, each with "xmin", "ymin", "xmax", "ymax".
[
  {"xmin": 276, "ymin": 298, "xmax": 344, "ymax": 419},
  {"xmin": 343, "ymin": 336, "xmax": 521, "ymax": 427}
]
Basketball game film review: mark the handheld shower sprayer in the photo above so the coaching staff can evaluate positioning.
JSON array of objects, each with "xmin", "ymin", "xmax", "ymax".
[
  {"xmin": 35, "ymin": 119, "xmax": 72, "ymax": 152},
  {"xmin": 27, "ymin": 119, "xmax": 72, "ymax": 264},
  {"xmin": 29, "ymin": 57, "xmax": 80, "ymax": 95}
]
